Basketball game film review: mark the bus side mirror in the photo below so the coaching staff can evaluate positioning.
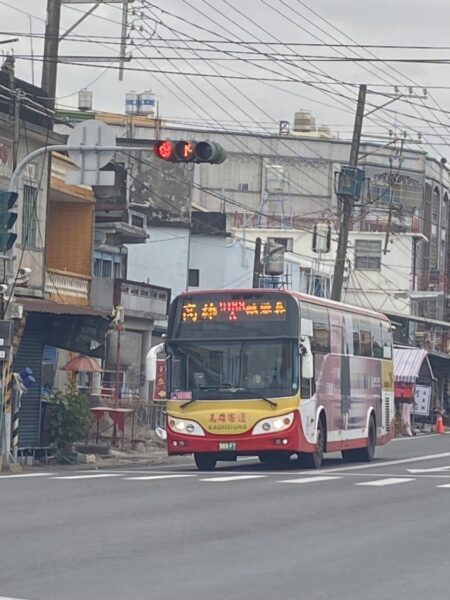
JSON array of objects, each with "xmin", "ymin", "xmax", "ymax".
[
  {"xmin": 145, "ymin": 342, "xmax": 166, "ymax": 382},
  {"xmin": 299, "ymin": 336, "xmax": 314, "ymax": 380}
]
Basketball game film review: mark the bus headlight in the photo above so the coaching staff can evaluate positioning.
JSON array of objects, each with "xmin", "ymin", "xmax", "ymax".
[
  {"xmin": 253, "ymin": 412, "xmax": 295, "ymax": 435},
  {"xmin": 168, "ymin": 417, "xmax": 205, "ymax": 436}
]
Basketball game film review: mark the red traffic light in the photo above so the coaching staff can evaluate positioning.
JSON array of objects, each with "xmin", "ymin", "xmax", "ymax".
[
  {"xmin": 154, "ymin": 140, "xmax": 174, "ymax": 161},
  {"xmin": 153, "ymin": 139, "xmax": 227, "ymax": 164}
]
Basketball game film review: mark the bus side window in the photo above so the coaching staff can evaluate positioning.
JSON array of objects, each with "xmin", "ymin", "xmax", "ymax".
[
  {"xmin": 381, "ymin": 321, "xmax": 393, "ymax": 359},
  {"xmin": 343, "ymin": 314, "xmax": 354, "ymax": 355},
  {"xmin": 352, "ymin": 315, "xmax": 361, "ymax": 356},
  {"xmin": 359, "ymin": 317, "xmax": 373, "ymax": 357},
  {"xmin": 371, "ymin": 319, "xmax": 383, "ymax": 358},
  {"xmin": 308, "ymin": 304, "xmax": 330, "ymax": 353}
]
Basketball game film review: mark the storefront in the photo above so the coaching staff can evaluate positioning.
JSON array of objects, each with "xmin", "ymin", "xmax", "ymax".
[{"xmin": 393, "ymin": 347, "xmax": 434, "ymax": 434}]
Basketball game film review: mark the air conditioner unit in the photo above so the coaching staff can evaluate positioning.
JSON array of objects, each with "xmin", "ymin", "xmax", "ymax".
[
  {"xmin": 129, "ymin": 210, "xmax": 146, "ymax": 230},
  {"xmin": 10, "ymin": 302, "xmax": 23, "ymax": 320},
  {"xmin": 24, "ymin": 163, "xmax": 36, "ymax": 180}
]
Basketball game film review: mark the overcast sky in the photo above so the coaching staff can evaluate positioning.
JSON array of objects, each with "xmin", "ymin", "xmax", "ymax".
[{"xmin": 2, "ymin": 0, "xmax": 450, "ymax": 158}]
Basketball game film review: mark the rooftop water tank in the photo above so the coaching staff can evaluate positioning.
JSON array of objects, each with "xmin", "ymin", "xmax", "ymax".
[
  {"xmin": 293, "ymin": 110, "xmax": 316, "ymax": 132},
  {"xmin": 78, "ymin": 89, "xmax": 93, "ymax": 112},
  {"xmin": 125, "ymin": 90, "xmax": 139, "ymax": 115},
  {"xmin": 139, "ymin": 91, "xmax": 156, "ymax": 116}
]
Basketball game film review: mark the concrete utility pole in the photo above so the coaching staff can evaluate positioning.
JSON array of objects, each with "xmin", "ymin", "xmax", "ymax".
[
  {"xmin": 252, "ymin": 237, "xmax": 262, "ymax": 288},
  {"xmin": 42, "ymin": 0, "xmax": 62, "ymax": 109},
  {"xmin": 331, "ymin": 84, "xmax": 367, "ymax": 302},
  {"xmin": 42, "ymin": 0, "xmax": 132, "ymax": 106}
]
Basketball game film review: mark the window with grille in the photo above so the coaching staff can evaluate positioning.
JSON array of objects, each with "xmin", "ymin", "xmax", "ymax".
[
  {"xmin": 354, "ymin": 240, "xmax": 381, "ymax": 270},
  {"xmin": 22, "ymin": 184, "xmax": 38, "ymax": 248},
  {"xmin": 188, "ymin": 269, "xmax": 200, "ymax": 287}
]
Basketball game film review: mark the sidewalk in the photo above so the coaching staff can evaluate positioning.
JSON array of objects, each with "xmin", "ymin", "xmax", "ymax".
[{"xmin": 1, "ymin": 438, "xmax": 190, "ymax": 473}]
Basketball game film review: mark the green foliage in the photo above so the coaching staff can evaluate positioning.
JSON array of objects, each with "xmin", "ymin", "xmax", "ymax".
[{"xmin": 49, "ymin": 380, "xmax": 91, "ymax": 448}]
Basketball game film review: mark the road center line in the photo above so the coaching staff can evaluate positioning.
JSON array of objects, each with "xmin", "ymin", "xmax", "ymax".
[
  {"xmin": 0, "ymin": 473, "xmax": 53, "ymax": 479},
  {"xmin": 278, "ymin": 476, "xmax": 341, "ymax": 483},
  {"xmin": 200, "ymin": 475, "xmax": 267, "ymax": 482},
  {"xmin": 51, "ymin": 474, "xmax": 123, "ymax": 480},
  {"xmin": 321, "ymin": 451, "xmax": 450, "ymax": 473},
  {"xmin": 123, "ymin": 474, "xmax": 195, "ymax": 481},
  {"xmin": 356, "ymin": 478, "xmax": 415, "ymax": 487}
]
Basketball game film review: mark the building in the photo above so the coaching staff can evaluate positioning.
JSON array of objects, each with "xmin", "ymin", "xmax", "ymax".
[{"xmin": 55, "ymin": 105, "xmax": 450, "ymax": 415}]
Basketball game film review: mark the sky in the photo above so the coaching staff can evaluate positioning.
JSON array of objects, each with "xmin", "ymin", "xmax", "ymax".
[{"xmin": 2, "ymin": 0, "xmax": 450, "ymax": 159}]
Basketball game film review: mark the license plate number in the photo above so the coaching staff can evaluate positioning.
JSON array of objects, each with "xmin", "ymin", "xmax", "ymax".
[{"xmin": 219, "ymin": 442, "xmax": 236, "ymax": 451}]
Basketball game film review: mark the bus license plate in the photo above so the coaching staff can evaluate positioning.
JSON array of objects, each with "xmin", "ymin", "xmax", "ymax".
[{"xmin": 219, "ymin": 442, "xmax": 236, "ymax": 451}]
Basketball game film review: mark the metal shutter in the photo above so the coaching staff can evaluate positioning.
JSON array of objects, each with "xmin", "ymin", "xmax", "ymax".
[{"xmin": 13, "ymin": 315, "xmax": 45, "ymax": 447}]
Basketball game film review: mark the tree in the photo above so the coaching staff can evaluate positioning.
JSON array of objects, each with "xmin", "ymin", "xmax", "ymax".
[{"xmin": 49, "ymin": 380, "xmax": 91, "ymax": 449}]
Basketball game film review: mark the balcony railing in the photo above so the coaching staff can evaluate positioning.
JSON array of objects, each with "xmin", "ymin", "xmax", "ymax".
[
  {"xmin": 90, "ymin": 277, "xmax": 170, "ymax": 320},
  {"xmin": 45, "ymin": 269, "xmax": 90, "ymax": 305}
]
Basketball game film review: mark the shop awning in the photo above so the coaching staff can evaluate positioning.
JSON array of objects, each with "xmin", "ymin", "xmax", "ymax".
[
  {"xmin": 393, "ymin": 347, "xmax": 433, "ymax": 384},
  {"xmin": 19, "ymin": 297, "xmax": 110, "ymax": 358},
  {"xmin": 19, "ymin": 297, "xmax": 106, "ymax": 317}
]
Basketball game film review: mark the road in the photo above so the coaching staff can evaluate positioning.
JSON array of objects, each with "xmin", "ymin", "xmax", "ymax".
[{"xmin": 1, "ymin": 434, "xmax": 450, "ymax": 600}]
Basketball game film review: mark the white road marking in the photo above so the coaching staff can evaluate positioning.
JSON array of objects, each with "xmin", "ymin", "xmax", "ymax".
[
  {"xmin": 356, "ymin": 477, "xmax": 415, "ymax": 487},
  {"xmin": 407, "ymin": 466, "xmax": 450, "ymax": 473},
  {"xmin": 278, "ymin": 476, "xmax": 341, "ymax": 484},
  {"xmin": 436, "ymin": 483, "xmax": 450, "ymax": 489},
  {"xmin": 123, "ymin": 474, "xmax": 195, "ymax": 481},
  {"xmin": 0, "ymin": 472, "xmax": 54, "ymax": 479},
  {"xmin": 51, "ymin": 473, "xmax": 123, "ymax": 480},
  {"xmin": 200, "ymin": 475, "xmax": 267, "ymax": 482},
  {"xmin": 0, "ymin": 596, "xmax": 30, "ymax": 600},
  {"xmin": 323, "ymin": 451, "xmax": 450, "ymax": 473}
]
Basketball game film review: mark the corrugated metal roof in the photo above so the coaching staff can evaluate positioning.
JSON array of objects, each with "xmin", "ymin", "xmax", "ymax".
[
  {"xmin": 393, "ymin": 347, "xmax": 432, "ymax": 383},
  {"xmin": 20, "ymin": 297, "xmax": 108, "ymax": 319}
]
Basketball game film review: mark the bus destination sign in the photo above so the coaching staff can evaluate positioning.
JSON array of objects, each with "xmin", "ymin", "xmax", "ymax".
[{"xmin": 181, "ymin": 298, "xmax": 287, "ymax": 323}]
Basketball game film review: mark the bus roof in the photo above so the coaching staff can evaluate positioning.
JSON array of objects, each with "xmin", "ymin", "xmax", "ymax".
[{"xmin": 177, "ymin": 288, "xmax": 391, "ymax": 322}]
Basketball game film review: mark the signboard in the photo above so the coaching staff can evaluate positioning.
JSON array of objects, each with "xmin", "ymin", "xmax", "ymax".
[
  {"xmin": 181, "ymin": 298, "xmax": 287, "ymax": 323},
  {"xmin": 413, "ymin": 385, "xmax": 431, "ymax": 416},
  {"xmin": 153, "ymin": 359, "xmax": 167, "ymax": 401}
]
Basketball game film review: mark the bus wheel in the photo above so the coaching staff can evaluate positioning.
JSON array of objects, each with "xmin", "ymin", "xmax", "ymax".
[
  {"xmin": 194, "ymin": 453, "xmax": 217, "ymax": 471},
  {"xmin": 342, "ymin": 416, "xmax": 376, "ymax": 463},
  {"xmin": 299, "ymin": 418, "xmax": 325, "ymax": 469}
]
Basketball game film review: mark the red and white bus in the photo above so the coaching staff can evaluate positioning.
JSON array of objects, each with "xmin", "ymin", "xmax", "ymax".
[{"xmin": 149, "ymin": 289, "xmax": 395, "ymax": 470}]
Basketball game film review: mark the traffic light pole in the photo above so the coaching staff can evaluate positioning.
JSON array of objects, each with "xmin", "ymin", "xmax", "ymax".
[
  {"xmin": 330, "ymin": 84, "xmax": 367, "ymax": 302},
  {"xmin": 9, "ymin": 144, "xmax": 156, "ymax": 194}
]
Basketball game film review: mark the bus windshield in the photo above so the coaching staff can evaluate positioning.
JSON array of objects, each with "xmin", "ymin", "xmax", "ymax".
[{"xmin": 170, "ymin": 340, "xmax": 298, "ymax": 400}]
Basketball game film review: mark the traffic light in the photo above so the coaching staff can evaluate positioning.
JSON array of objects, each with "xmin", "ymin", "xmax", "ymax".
[
  {"xmin": 0, "ymin": 190, "xmax": 18, "ymax": 253},
  {"xmin": 154, "ymin": 140, "xmax": 226, "ymax": 164}
]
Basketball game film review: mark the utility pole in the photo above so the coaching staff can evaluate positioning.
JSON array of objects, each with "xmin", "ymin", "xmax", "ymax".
[
  {"xmin": 331, "ymin": 84, "xmax": 367, "ymax": 302},
  {"xmin": 42, "ymin": 0, "xmax": 62, "ymax": 109},
  {"xmin": 252, "ymin": 237, "xmax": 262, "ymax": 288},
  {"xmin": 118, "ymin": 0, "xmax": 129, "ymax": 81}
]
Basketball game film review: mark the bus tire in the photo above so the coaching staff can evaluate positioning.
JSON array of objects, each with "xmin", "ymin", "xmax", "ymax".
[
  {"xmin": 194, "ymin": 453, "xmax": 217, "ymax": 471},
  {"xmin": 342, "ymin": 415, "xmax": 376, "ymax": 463},
  {"xmin": 299, "ymin": 417, "xmax": 325, "ymax": 469}
]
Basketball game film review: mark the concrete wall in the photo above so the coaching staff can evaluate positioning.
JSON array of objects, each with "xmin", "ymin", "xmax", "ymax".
[
  {"xmin": 127, "ymin": 225, "xmax": 190, "ymax": 298},
  {"xmin": 0, "ymin": 126, "xmax": 49, "ymax": 291}
]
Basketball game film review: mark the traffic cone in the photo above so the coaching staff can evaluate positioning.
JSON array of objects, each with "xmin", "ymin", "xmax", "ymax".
[{"xmin": 436, "ymin": 414, "xmax": 445, "ymax": 434}]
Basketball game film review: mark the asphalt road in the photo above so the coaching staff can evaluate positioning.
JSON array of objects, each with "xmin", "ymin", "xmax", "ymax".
[{"xmin": 2, "ymin": 434, "xmax": 450, "ymax": 600}]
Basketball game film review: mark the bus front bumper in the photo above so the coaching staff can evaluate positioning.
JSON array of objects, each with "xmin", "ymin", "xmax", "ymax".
[{"xmin": 166, "ymin": 411, "xmax": 313, "ymax": 456}]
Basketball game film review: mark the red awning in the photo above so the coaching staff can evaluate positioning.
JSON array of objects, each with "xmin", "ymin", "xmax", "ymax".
[{"xmin": 395, "ymin": 384, "xmax": 414, "ymax": 400}]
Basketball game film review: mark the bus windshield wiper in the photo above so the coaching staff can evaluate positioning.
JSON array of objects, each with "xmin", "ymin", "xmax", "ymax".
[
  {"xmin": 180, "ymin": 397, "xmax": 198, "ymax": 409},
  {"xmin": 260, "ymin": 396, "xmax": 278, "ymax": 407}
]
